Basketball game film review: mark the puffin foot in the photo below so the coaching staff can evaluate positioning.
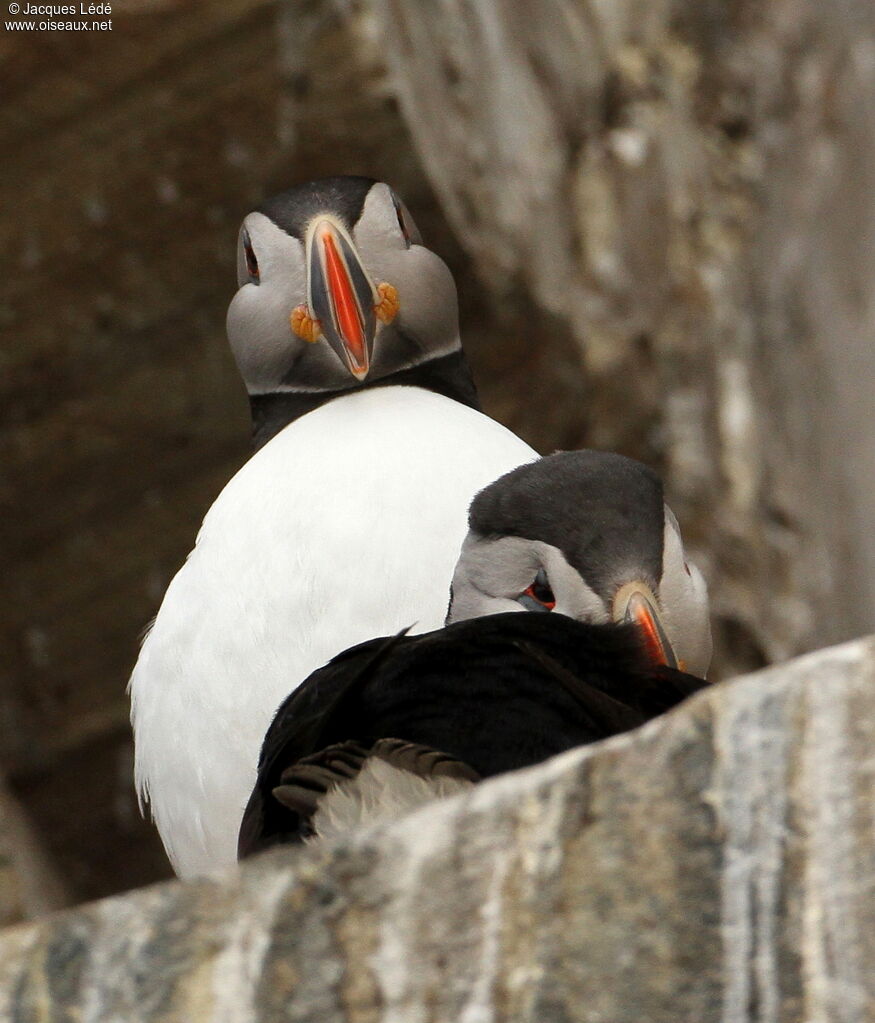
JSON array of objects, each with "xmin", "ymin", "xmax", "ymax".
[
  {"xmin": 270, "ymin": 736, "xmax": 479, "ymax": 819},
  {"xmin": 290, "ymin": 305, "xmax": 322, "ymax": 343},
  {"xmin": 272, "ymin": 740, "xmax": 370, "ymax": 815},
  {"xmin": 374, "ymin": 282, "xmax": 400, "ymax": 324}
]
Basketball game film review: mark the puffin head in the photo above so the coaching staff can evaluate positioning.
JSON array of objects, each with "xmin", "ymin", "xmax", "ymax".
[
  {"xmin": 227, "ymin": 176, "xmax": 460, "ymax": 393},
  {"xmin": 447, "ymin": 451, "xmax": 713, "ymax": 679}
]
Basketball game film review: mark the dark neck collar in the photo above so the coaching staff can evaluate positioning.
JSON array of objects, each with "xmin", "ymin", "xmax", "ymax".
[{"xmin": 249, "ymin": 348, "xmax": 481, "ymax": 450}]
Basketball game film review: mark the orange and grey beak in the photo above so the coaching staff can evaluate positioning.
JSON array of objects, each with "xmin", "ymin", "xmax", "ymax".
[
  {"xmin": 612, "ymin": 581, "xmax": 678, "ymax": 669},
  {"xmin": 306, "ymin": 217, "xmax": 378, "ymax": 381}
]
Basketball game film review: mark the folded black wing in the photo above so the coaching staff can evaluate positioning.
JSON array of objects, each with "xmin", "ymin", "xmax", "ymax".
[{"xmin": 238, "ymin": 614, "xmax": 709, "ymax": 857}]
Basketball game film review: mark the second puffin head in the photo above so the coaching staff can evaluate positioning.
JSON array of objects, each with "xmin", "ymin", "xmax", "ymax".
[{"xmin": 447, "ymin": 451, "xmax": 713, "ymax": 679}]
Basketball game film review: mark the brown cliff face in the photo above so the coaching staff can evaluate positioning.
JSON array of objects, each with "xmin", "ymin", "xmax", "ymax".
[{"xmin": 3, "ymin": 0, "xmax": 875, "ymax": 902}]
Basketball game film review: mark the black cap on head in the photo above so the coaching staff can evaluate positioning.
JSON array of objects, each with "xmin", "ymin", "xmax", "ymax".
[
  {"xmin": 257, "ymin": 176, "xmax": 377, "ymax": 240},
  {"xmin": 469, "ymin": 451, "xmax": 665, "ymax": 597}
]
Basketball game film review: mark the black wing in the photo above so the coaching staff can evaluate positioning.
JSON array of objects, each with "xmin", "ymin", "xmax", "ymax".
[{"xmin": 238, "ymin": 613, "xmax": 709, "ymax": 857}]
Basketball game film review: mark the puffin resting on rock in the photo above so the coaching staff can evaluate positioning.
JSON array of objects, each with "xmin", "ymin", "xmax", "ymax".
[
  {"xmin": 238, "ymin": 451, "xmax": 712, "ymax": 856},
  {"xmin": 129, "ymin": 177, "xmax": 536, "ymax": 878}
]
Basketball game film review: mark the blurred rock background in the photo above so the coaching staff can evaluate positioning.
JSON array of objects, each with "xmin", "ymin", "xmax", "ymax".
[{"xmin": 1, "ymin": 0, "xmax": 874, "ymax": 909}]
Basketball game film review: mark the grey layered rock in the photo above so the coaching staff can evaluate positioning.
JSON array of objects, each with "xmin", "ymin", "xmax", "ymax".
[{"xmin": 1, "ymin": 636, "xmax": 873, "ymax": 1022}]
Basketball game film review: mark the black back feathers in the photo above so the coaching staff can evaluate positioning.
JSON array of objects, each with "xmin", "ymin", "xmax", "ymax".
[{"xmin": 238, "ymin": 612, "xmax": 707, "ymax": 858}]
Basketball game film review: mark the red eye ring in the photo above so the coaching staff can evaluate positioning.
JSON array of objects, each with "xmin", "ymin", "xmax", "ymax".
[{"xmin": 518, "ymin": 568, "xmax": 555, "ymax": 611}]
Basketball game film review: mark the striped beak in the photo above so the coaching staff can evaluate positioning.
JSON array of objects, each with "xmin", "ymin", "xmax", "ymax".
[
  {"xmin": 305, "ymin": 216, "xmax": 378, "ymax": 381},
  {"xmin": 612, "ymin": 581, "xmax": 678, "ymax": 669}
]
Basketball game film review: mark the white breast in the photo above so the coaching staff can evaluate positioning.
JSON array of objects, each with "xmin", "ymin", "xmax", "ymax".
[{"xmin": 129, "ymin": 386, "xmax": 535, "ymax": 876}]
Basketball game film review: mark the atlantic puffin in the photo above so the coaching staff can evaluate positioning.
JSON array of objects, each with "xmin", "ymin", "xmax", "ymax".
[
  {"xmin": 238, "ymin": 451, "xmax": 712, "ymax": 855},
  {"xmin": 129, "ymin": 177, "xmax": 537, "ymax": 877}
]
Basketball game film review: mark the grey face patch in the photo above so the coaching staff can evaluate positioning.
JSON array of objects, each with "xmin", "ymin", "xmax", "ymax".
[
  {"xmin": 446, "ymin": 535, "xmax": 607, "ymax": 625},
  {"xmin": 656, "ymin": 513, "xmax": 712, "ymax": 677},
  {"xmin": 257, "ymin": 177, "xmax": 377, "ymax": 240},
  {"xmin": 468, "ymin": 451, "xmax": 665, "ymax": 601}
]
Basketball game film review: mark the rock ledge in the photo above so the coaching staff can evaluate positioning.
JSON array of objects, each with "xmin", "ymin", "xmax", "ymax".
[{"xmin": 2, "ymin": 638, "xmax": 874, "ymax": 1022}]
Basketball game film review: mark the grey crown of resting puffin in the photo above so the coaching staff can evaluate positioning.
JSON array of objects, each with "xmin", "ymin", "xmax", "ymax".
[
  {"xmin": 238, "ymin": 451, "xmax": 712, "ymax": 855},
  {"xmin": 128, "ymin": 176, "xmax": 537, "ymax": 878}
]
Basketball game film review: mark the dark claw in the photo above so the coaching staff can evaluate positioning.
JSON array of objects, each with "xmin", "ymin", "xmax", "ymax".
[
  {"xmin": 278, "ymin": 763, "xmax": 337, "ymax": 791},
  {"xmin": 272, "ymin": 783, "xmax": 321, "ymax": 815},
  {"xmin": 371, "ymin": 737, "xmax": 480, "ymax": 783}
]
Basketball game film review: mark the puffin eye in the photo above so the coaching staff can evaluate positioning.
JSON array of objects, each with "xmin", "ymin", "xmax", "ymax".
[
  {"xmin": 242, "ymin": 228, "xmax": 260, "ymax": 282},
  {"xmin": 517, "ymin": 568, "xmax": 556, "ymax": 612},
  {"xmin": 390, "ymin": 192, "xmax": 420, "ymax": 249}
]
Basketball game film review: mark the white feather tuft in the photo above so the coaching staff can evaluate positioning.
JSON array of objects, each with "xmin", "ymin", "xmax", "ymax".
[{"xmin": 310, "ymin": 758, "xmax": 474, "ymax": 843}]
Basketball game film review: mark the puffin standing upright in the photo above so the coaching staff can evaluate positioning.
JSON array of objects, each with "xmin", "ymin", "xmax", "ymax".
[
  {"xmin": 129, "ymin": 177, "xmax": 536, "ymax": 877},
  {"xmin": 238, "ymin": 451, "xmax": 712, "ymax": 855}
]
